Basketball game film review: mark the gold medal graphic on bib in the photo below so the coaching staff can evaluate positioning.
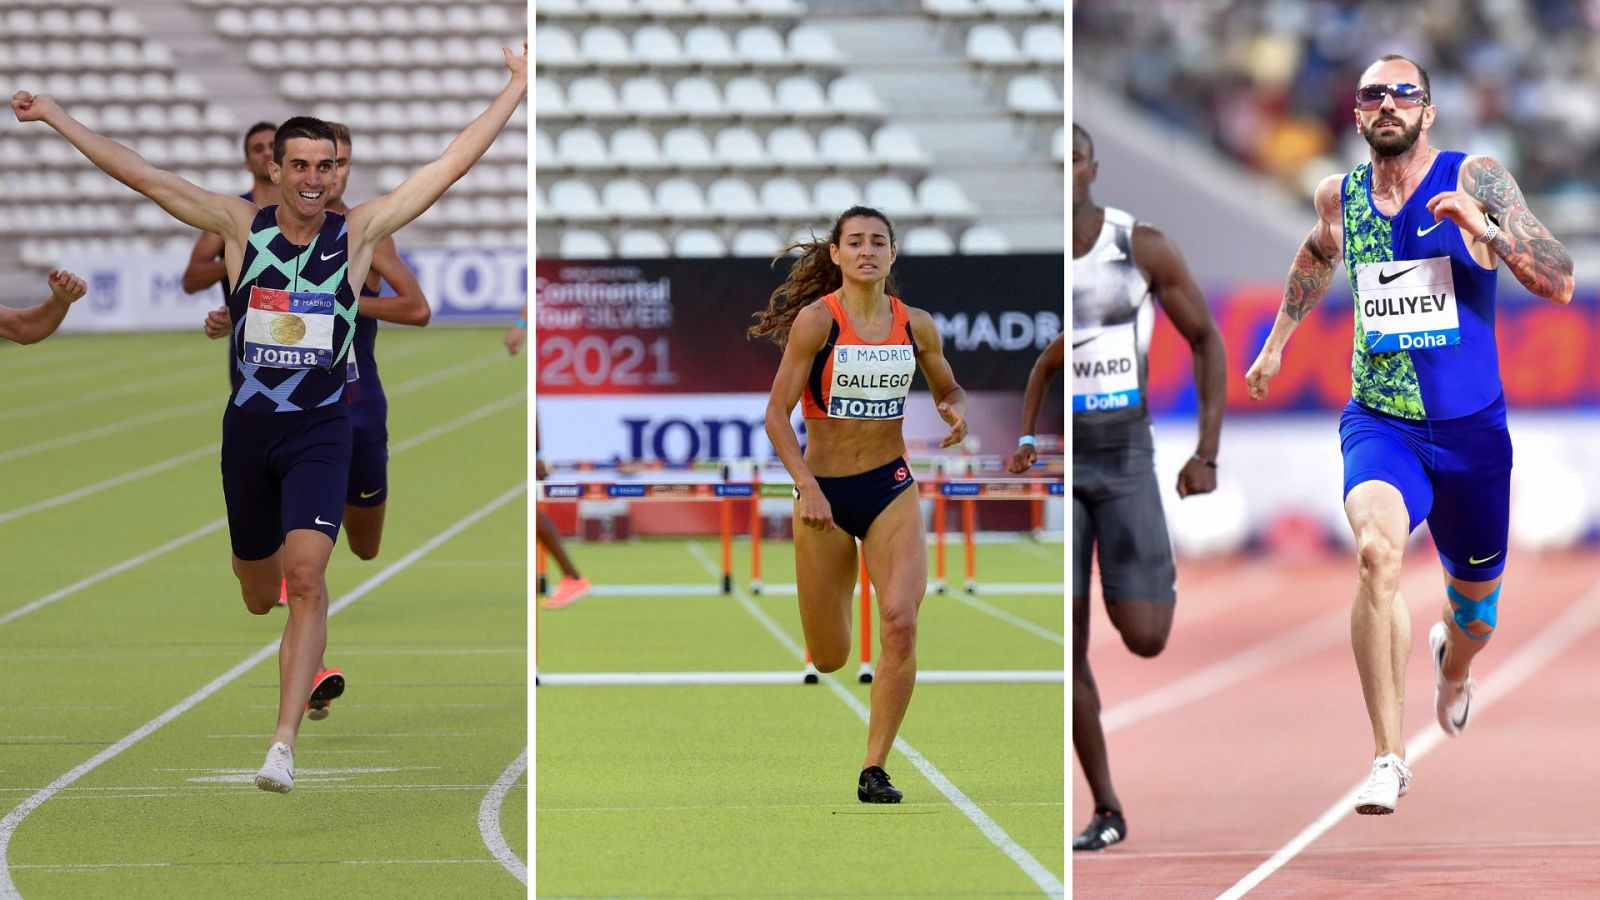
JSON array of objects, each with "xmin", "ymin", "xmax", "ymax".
[{"xmin": 270, "ymin": 314, "xmax": 307, "ymax": 345}]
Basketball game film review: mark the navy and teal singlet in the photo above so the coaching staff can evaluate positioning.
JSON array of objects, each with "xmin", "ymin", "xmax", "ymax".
[
  {"xmin": 1341, "ymin": 150, "xmax": 1501, "ymax": 420},
  {"xmin": 226, "ymin": 206, "xmax": 359, "ymax": 412}
]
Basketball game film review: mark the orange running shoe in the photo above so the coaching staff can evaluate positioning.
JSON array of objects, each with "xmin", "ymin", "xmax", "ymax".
[
  {"xmin": 542, "ymin": 575, "xmax": 591, "ymax": 609},
  {"xmin": 307, "ymin": 668, "xmax": 345, "ymax": 721},
  {"xmin": 276, "ymin": 577, "xmax": 288, "ymax": 607}
]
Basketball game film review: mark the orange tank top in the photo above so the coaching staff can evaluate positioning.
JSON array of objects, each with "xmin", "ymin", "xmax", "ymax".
[{"xmin": 801, "ymin": 292, "xmax": 918, "ymax": 420}]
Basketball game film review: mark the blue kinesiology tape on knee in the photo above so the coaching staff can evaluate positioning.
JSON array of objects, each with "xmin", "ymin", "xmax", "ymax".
[{"xmin": 1446, "ymin": 583, "xmax": 1500, "ymax": 640}]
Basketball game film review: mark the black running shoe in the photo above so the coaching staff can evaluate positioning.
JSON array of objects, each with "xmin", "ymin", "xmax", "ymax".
[
  {"xmin": 1073, "ymin": 805, "xmax": 1126, "ymax": 851},
  {"xmin": 857, "ymin": 766, "xmax": 903, "ymax": 803}
]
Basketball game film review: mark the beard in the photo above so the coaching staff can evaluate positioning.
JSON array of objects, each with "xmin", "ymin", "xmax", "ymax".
[{"xmin": 1362, "ymin": 115, "xmax": 1423, "ymax": 157}]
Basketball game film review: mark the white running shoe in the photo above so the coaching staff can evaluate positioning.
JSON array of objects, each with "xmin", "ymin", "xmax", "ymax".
[
  {"xmin": 255, "ymin": 741, "xmax": 295, "ymax": 793},
  {"xmin": 1430, "ymin": 620, "xmax": 1475, "ymax": 737},
  {"xmin": 1354, "ymin": 753, "xmax": 1412, "ymax": 815}
]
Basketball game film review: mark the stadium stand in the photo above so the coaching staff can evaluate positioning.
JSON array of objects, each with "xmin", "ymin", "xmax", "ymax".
[
  {"xmin": 536, "ymin": 0, "xmax": 1063, "ymax": 258},
  {"xmin": 0, "ymin": 0, "xmax": 527, "ymax": 300}
]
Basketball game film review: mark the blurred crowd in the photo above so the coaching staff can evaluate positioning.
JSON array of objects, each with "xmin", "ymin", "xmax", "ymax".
[{"xmin": 1074, "ymin": 0, "xmax": 1600, "ymax": 202}]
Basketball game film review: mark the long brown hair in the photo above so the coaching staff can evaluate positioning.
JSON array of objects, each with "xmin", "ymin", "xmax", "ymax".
[{"xmin": 748, "ymin": 205, "xmax": 899, "ymax": 346}]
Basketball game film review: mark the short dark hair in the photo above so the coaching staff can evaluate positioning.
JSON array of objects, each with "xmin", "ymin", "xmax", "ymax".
[
  {"xmin": 1072, "ymin": 122, "xmax": 1093, "ymax": 160},
  {"xmin": 1373, "ymin": 54, "xmax": 1431, "ymax": 100},
  {"xmin": 328, "ymin": 121, "xmax": 352, "ymax": 148},
  {"xmin": 242, "ymin": 121, "xmax": 276, "ymax": 157},
  {"xmin": 273, "ymin": 116, "xmax": 337, "ymax": 164}
]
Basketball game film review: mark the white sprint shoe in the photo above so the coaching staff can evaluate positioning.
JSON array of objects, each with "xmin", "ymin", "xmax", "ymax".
[
  {"xmin": 1354, "ymin": 753, "xmax": 1411, "ymax": 815},
  {"xmin": 1430, "ymin": 620, "xmax": 1475, "ymax": 737},
  {"xmin": 255, "ymin": 741, "xmax": 294, "ymax": 793}
]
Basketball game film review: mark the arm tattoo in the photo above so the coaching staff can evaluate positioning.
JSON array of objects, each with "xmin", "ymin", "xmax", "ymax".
[
  {"xmin": 1464, "ymin": 157, "xmax": 1574, "ymax": 300},
  {"xmin": 1283, "ymin": 230, "xmax": 1334, "ymax": 322}
]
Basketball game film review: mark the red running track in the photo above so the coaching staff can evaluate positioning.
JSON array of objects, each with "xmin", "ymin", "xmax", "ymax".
[{"xmin": 1073, "ymin": 549, "xmax": 1600, "ymax": 898}]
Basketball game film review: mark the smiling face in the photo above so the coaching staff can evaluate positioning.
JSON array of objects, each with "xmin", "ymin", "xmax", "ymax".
[
  {"xmin": 268, "ymin": 136, "xmax": 336, "ymax": 220},
  {"xmin": 828, "ymin": 214, "xmax": 896, "ymax": 286},
  {"xmin": 1354, "ymin": 58, "xmax": 1435, "ymax": 158}
]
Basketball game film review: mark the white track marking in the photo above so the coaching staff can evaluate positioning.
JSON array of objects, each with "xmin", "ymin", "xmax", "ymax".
[
  {"xmin": 204, "ymin": 732, "xmax": 477, "ymax": 739},
  {"xmin": 943, "ymin": 593, "xmax": 1064, "ymax": 644},
  {"xmin": 542, "ymin": 800, "xmax": 1064, "ymax": 813},
  {"xmin": 1101, "ymin": 610, "xmax": 1346, "ymax": 733},
  {"xmin": 0, "ymin": 520, "xmax": 226, "ymax": 628},
  {"xmin": 539, "ymin": 670, "xmax": 1063, "ymax": 686},
  {"xmin": 12, "ymin": 859, "xmax": 495, "ymax": 872},
  {"xmin": 391, "ymin": 391, "xmax": 524, "ymax": 452},
  {"xmin": 0, "ymin": 366, "xmax": 215, "ymax": 424},
  {"xmin": 477, "ymin": 750, "xmax": 528, "ymax": 886},
  {"xmin": 0, "ymin": 399, "xmax": 215, "ymax": 464},
  {"xmin": 0, "ymin": 389, "xmax": 520, "ymax": 628},
  {"xmin": 1218, "ymin": 577, "xmax": 1600, "ymax": 898},
  {"xmin": 0, "ymin": 444, "xmax": 217, "ymax": 527},
  {"xmin": 682, "ymin": 542, "xmax": 1064, "ymax": 898},
  {"xmin": 0, "ymin": 484, "xmax": 525, "ymax": 899}
]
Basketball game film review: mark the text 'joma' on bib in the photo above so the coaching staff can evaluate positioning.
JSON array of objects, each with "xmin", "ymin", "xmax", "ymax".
[
  {"xmin": 827, "ymin": 343, "xmax": 915, "ymax": 419},
  {"xmin": 1355, "ymin": 256, "xmax": 1459, "ymax": 353},
  {"xmin": 1072, "ymin": 325, "xmax": 1139, "ymax": 412},
  {"xmin": 243, "ymin": 286, "xmax": 337, "ymax": 369}
]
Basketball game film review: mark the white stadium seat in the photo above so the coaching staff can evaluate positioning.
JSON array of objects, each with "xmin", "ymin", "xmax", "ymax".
[
  {"xmin": 827, "ymin": 76, "xmax": 884, "ymax": 115},
  {"xmin": 602, "ymin": 178, "xmax": 656, "ymax": 218},
  {"xmin": 567, "ymin": 77, "xmax": 622, "ymax": 116},
  {"xmin": 537, "ymin": 27, "xmax": 578, "ymax": 65},
  {"xmin": 672, "ymin": 77, "xmax": 724, "ymax": 116},
  {"xmin": 536, "ymin": 78, "xmax": 567, "ymax": 116},
  {"xmin": 865, "ymin": 177, "xmax": 918, "ymax": 217},
  {"xmin": 1006, "ymin": 75, "xmax": 1062, "ymax": 114},
  {"xmin": 871, "ymin": 126, "xmax": 930, "ymax": 166},
  {"xmin": 556, "ymin": 129, "xmax": 609, "ymax": 169},
  {"xmin": 916, "ymin": 177, "xmax": 976, "ymax": 216},
  {"xmin": 610, "ymin": 127, "xmax": 664, "ymax": 169},
  {"xmin": 960, "ymin": 225, "xmax": 1011, "ymax": 254},
  {"xmin": 713, "ymin": 127, "xmax": 767, "ymax": 166},
  {"xmin": 581, "ymin": 27, "xmax": 633, "ymax": 65},
  {"xmin": 706, "ymin": 177, "xmax": 760, "ymax": 220},
  {"xmin": 617, "ymin": 229, "xmax": 672, "ymax": 258},
  {"xmin": 633, "ymin": 26, "xmax": 684, "ymax": 66},
  {"xmin": 683, "ymin": 26, "xmax": 737, "ymax": 65},
  {"xmin": 759, "ymin": 177, "xmax": 813, "ymax": 218},
  {"xmin": 981, "ymin": 0, "xmax": 1038, "ymax": 14},
  {"xmin": 655, "ymin": 178, "xmax": 708, "ymax": 219},
  {"xmin": 661, "ymin": 128, "xmax": 716, "ymax": 168},
  {"xmin": 818, "ymin": 126, "xmax": 873, "ymax": 166},
  {"xmin": 767, "ymin": 126, "xmax": 820, "ymax": 166},
  {"xmin": 560, "ymin": 230, "xmax": 613, "ymax": 258},
  {"xmin": 775, "ymin": 77, "xmax": 830, "ymax": 116},
  {"xmin": 788, "ymin": 25, "xmax": 841, "ymax": 64},
  {"xmin": 621, "ymin": 76, "xmax": 674, "ymax": 115},
  {"xmin": 732, "ymin": 228, "xmax": 783, "ymax": 257},
  {"xmin": 966, "ymin": 24, "xmax": 1020, "ymax": 65},
  {"xmin": 724, "ymin": 77, "xmax": 776, "ymax": 115},
  {"xmin": 813, "ymin": 177, "xmax": 863, "ymax": 215},
  {"xmin": 736, "ymin": 26, "xmax": 788, "ymax": 64},
  {"xmin": 549, "ymin": 179, "xmax": 604, "ymax": 220},
  {"xmin": 674, "ymin": 228, "xmax": 727, "ymax": 257},
  {"xmin": 1021, "ymin": 24, "xmax": 1064, "ymax": 63},
  {"xmin": 902, "ymin": 225, "xmax": 957, "ymax": 255}
]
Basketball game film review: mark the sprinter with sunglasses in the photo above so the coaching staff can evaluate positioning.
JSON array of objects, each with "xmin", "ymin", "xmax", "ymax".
[{"xmin": 1245, "ymin": 54, "xmax": 1575, "ymax": 815}]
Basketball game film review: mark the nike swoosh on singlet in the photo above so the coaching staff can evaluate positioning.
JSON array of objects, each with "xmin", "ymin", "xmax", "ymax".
[
  {"xmin": 1073, "ymin": 336, "xmax": 1097, "ymax": 350},
  {"xmin": 359, "ymin": 489, "xmax": 382, "ymax": 499},
  {"xmin": 320, "ymin": 250, "xmax": 344, "ymax": 261},
  {"xmin": 1467, "ymin": 552, "xmax": 1501, "ymax": 565},
  {"xmin": 1416, "ymin": 221, "xmax": 1444, "ymax": 237},
  {"xmin": 1377, "ymin": 265, "xmax": 1421, "ymax": 285}
]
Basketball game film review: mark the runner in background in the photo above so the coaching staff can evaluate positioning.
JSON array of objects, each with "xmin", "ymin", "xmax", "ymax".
[
  {"xmin": 181, "ymin": 121, "xmax": 278, "ymax": 297},
  {"xmin": 1009, "ymin": 333, "xmax": 1063, "ymax": 473}
]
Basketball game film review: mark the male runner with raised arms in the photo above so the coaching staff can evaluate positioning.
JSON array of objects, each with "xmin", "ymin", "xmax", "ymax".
[
  {"xmin": 11, "ymin": 39, "xmax": 527, "ymax": 793},
  {"xmin": 182, "ymin": 121, "xmax": 278, "ymax": 296},
  {"xmin": 1071, "ymin": 123, "xmax": 1226, "ymax": 851},
  {"xmin": 0, "ymin": 270, "xmax": 87, "ymax": 345},
  {"xmin": 1246, "ymin": 54, "xmax": 1574, "ymax": 815}
]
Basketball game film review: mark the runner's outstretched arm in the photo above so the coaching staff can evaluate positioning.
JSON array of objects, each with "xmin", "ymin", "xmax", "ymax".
[
  {"xmin": 10, "ymin": 93, "xmax": 254, "ymax": 242},
  {"xmin": 1135, "ymin": 223, "xmax": 1225, "ymax": 496},
  {"xmin": 0, "ymin": 270, "xmax": 86, "ymax": 345},
  {"xmin": 1008, "ymin": 334, "xmax": 1063, "ymax": 473},
  {"xmin": 1449, "ymin": 156, "xmax": 1574, "ymax": 305},
  {"xmin": 1246, "ymin": 173, "xmax": 1345, "ymax": 402},
  {"xmin": 348, "ymin": 41, "xmax": 527, "ymax": 250}
]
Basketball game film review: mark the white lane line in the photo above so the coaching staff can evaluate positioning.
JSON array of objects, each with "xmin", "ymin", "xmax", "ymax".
[
  {"xmin": 391, "ymin": 391, "xmax": 524, "ymax": 452},
  {"xmin": 385, "ymin": 354, "xmax": 504, "ymax": 398},
  {"xmin": 1102, "ymin": 611, "xmax": 1345, "ymax": 734},
  {"xmin": 477, "ymin": 750, "xmax": 528, "ymax": 887},
  {"xmin": 0, "ymin": 399, "xmax": 216, "ymax": 464},
  {"xmin": 539, "ymin": 670, "xmax": 1063, "ymax": 686},
  {"xmin": 1218, "ymin": 576, "xmax": 1600, "ymax": 899},
  {"xmin": 0, "ymin": 444, "xmax": 217, "ymax": 527},
  {"xmin": 0, "ymin": 520, "xmax": 226, "ymax": 628},
  {"xmin": 0, "ymin": 343, "xmax": 218, "ymax": 394},
  {"xmin": 0, "ymin": 389, "xmax": 521, "ymax": 627},
  {"xmin": 12, "ymin": 859, "xmax": 495, "ymax": 872},
  {"xmin": 0, "ymin": 483, "xmax": 526, "ymax": 899},
  {"xmin": 205, "ymin": 733, "xmax": 477, "ymax": 739},
  {"xmin": 542, "ymin": 800, "xmax": 1064, "ymax": 813},
  {"xmin": 0, "ymin": 365, "xmax": 215, "ymax": 424},
  {"xmin": 944, "ymin": 593, "xmax": 1064, "ymax": 645},
  {"xmin": 683, "ymin": 542, "xmax": 1064, "ymax": 898}
]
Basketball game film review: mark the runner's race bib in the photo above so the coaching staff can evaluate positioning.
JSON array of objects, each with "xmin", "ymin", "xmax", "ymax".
[
  {"xmin": 242, "ymin": 286, "xmax": 336, "ymax": 369},
  {"xmin": 1355, "ymin": 256, "xmax": 1459, "ymax": 352},
  {"xmin": 1072, "ymin": 325, "xmax": 1139, "ymax": 412},
  {"xmin": 826, "ymin": 343, "xmax": 916, "ymax": 419}
]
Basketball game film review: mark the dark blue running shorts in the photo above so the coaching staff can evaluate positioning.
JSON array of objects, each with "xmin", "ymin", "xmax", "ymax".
[
  {"xmin": 1339, "ymin": 395, "xmax": 1512, "ymax": 581},
  {"xmin": 221, "ymin": 404, "xmax": 353, "ymax": 560},
  {"xmin": 809, "ymin": 457, "xmax": 917, "ymax": 540},
  {"xmin": 345, "ymin": 410, "xmax": 389, "ymax": 508}
]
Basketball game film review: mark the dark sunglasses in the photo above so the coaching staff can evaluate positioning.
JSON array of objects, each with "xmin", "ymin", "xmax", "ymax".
[{"xmin": 1355, "ymin": 83, "xmax": 1429, "ymax": 110}]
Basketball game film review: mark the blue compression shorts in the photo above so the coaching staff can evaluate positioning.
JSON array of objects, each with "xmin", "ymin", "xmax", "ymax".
[{"xmin": 1339, "ymin": 395, "xmax": 1512, "ymax": 581}]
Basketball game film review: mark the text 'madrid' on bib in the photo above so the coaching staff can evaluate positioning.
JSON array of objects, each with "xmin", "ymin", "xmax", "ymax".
[
  {"xmin": 1071, "ymin": 324, "xmax": 1139, "ymax": 413},
  {"xmin": 1353, "ymin": 256, "xmax": 1459, "ymax": 353},
  {"xmin": 828, "ymin": 342, "xmax": 916, "ymax": 419},
  {"xmin": 243, "ymin": 286, "xmax": 338, "ymax": 369}
]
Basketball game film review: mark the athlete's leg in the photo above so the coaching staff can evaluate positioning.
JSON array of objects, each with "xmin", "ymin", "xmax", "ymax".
[
  {"xmin": 233, "ymin": 553, "xmax": 283, "ymax": 615},
  {"xmin": 859, "ymin": 487, "xmax": 926, "ymax": 769},
  {"xmin": 273, "ymin": 527, "xmax": 335, "ymax": 749},
  {"xmin": 1093, "ymin": 457, "xmax": 1178, "ymax": 657},
  {"xmin": 1438, "ymin": 573, "xmax": 1501, "ymax": 678},
  {"xmin": 343, "ymin": 501, "xmax": 386, "ymax": 561},
  {"xmin": 536, "ymin": 507, "xmax": 582, "ymax": 580},
  {"xmin": 1345, "ymin": 480, "xmax": 1412, "ymax": 758},
  {"xmin": 1073, "ymin": 590, "xmax": 1121, "ymax": 811},
  {"xmin": 794, "ymin": 507, "xmax": 858, "ymax": 674}
]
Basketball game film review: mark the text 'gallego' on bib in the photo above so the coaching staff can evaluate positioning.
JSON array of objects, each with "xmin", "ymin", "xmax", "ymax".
[
  {"xmin": 243, "ymin": 286, "xmax": 337, "ymax": 369},
  {"xmin": 826, "ymin": 343, "xmax": 915, "ymax": 419},
  {"xmin": 1072, "ymin": 325, "xmax": 1139, "ymax": 412},
  {"xmin": 1355, "ymin": 256, "xmax": 1459, "ymax": 353}
]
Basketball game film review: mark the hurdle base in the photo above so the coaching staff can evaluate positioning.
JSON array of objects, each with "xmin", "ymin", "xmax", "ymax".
[
  {"xmin": 932, "ymin": 580, "xmax": 946, "ymax": 595},
  {"xmin": 857, "ymin": 663, "xmax": 874, "ymax": 684},
  {"xmin": 964, "ymin": 580, "xmax": 979, "ymax": 595},
  {"xmin": 803, "ymin": 661, "xmax": 819, "ymax": 684},
  {"xmin": 749, "ymin": 579, "xmax": 763, "ymax": 595}
]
